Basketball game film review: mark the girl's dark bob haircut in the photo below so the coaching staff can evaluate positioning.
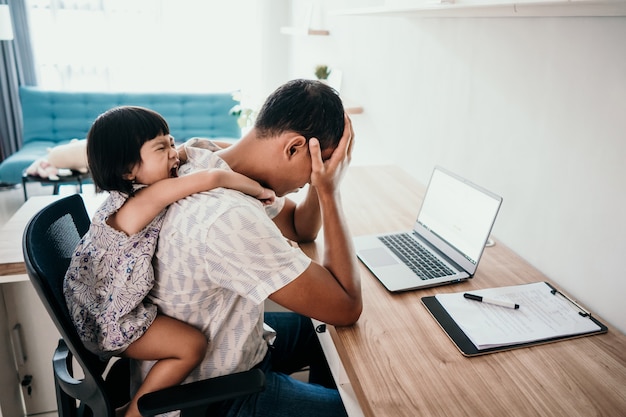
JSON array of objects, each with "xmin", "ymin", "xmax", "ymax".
[{"xmin": 87, "ymin": 106, "xmax": 169, "ymax": 195}]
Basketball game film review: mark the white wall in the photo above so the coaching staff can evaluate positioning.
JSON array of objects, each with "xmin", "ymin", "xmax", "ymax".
[{"xmin": 281, "ymin": 1, "xmax": 626, "ymax": 333}]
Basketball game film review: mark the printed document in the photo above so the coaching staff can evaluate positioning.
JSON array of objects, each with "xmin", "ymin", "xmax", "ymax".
[{"xmin": 435, "ymin": 282, "xmax": 601, "ymax": 350}]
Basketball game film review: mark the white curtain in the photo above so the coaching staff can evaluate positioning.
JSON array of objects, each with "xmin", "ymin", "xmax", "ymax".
[
  {"xmin": 26, "ymin": 0, "xmax": 264, "ymax": 93},
  {"xmin": 0, "ymin": 0, "xmax": 37, "ymax": 169}
]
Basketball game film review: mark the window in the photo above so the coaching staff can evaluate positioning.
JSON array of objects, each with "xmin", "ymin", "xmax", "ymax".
[{"xmin": 26, "ymin": 0, "xmax": 263, "ymax": 93}]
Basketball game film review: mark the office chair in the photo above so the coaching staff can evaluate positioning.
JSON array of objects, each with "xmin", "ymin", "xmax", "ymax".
[{"xmin": 22, "ymin": 194, "xmax": 265, "ymax": 417}]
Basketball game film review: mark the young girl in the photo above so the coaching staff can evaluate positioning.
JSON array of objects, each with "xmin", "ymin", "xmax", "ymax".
[{"xmin": 63, "ymin": 106, "xmax": 275, "ymax": 417}]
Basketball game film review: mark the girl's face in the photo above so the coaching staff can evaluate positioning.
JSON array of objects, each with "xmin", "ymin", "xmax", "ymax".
[{"xmin": 127, "ymin": 134, "xmax": 178, "ymax": 185}]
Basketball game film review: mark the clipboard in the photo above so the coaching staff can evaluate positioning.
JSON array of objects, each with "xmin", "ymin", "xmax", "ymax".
[{"xmin": 421, "ymin": 281, "xmax": 608, "ymax": 356}]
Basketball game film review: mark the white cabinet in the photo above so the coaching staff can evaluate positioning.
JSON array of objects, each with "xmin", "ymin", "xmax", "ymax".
[
  {"xmin": 1, "ymin": 281, "xmax": 59, "ymax": 416},
  {"xmin": 0, "ymin": 286, "xmax": 23, "ymax": 417}
]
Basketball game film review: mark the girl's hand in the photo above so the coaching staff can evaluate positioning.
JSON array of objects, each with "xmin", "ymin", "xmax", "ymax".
[
  {"xmin": 176, "ymin": 145, "xmax": 188, "ymax": 164},
  {"xmin": 256, "ymin": 187, "xmax": 276, "ymax": 206}
]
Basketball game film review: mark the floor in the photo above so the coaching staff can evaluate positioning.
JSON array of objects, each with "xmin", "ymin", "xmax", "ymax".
[
  {"xmin": 0, "ymin": 182, "xmax": 90, "ymax": 227},
  {"xmin": 0, "ymin": 184, "xmax": 28, "ymax": 227}
]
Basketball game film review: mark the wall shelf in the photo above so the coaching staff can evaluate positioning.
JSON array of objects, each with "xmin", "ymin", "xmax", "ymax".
[
  {"xmin": 345, "ymin": 105, "xmax": 364, "ymax": 115},
  {"xmin": 280, "ymin": 26, "xmax": 330, "ymax": 36},
  {"xmin": 331, "ymin": 0, "xmax": 626, "ymax": 18},
  {"xmin": 281, "ymin": 0, "xmax": 330, "ymax": 36}
]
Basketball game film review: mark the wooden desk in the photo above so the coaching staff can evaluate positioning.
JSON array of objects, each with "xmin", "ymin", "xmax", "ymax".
[
  {"xmin": 0, "ymin": 193, "xmax": 106, "ymax": 283},
  {"xmin": 305, "ymin": 165, "xmax": 626, "ymax": 417}
]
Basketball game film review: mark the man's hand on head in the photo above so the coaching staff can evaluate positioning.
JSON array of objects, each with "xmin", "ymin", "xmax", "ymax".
[{"xmin": 309, "ymin": 114, "xmax": 354, "ymax": 196}]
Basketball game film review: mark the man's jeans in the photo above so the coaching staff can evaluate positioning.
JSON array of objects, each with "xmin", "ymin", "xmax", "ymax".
[{"xmin": 210, "ymin": 312, "xmax": 349, "ymax": 417}]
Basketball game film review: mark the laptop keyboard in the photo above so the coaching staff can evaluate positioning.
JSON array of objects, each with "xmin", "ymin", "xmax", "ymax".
[{"xmin": 378, "ymin": 233, "xmax": 454, "ymax": 280}]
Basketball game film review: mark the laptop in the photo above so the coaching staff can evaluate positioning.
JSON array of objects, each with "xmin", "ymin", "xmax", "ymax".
[{"xmin": 354, "ymin": 166, "xmax": 503, "ymax": 292}]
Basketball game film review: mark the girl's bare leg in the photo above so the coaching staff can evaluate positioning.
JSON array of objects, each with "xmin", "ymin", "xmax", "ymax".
[{"xmin": 122, "ymin": 315, "xmax": 207, "ymax": 417}]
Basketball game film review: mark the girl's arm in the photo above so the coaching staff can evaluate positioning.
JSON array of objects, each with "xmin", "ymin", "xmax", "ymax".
[{"xmin": 108, "ymin": 169, "xmax": 274, "ymax": 236}]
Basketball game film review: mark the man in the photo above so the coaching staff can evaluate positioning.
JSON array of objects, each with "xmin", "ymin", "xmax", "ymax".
[{"xmin": 146, "ymin": 79, "xmax": 362, "ymax": 416}]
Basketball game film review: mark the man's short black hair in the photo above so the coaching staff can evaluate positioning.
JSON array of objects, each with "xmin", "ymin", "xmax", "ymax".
[{"xmin": 254, "ymin": 79, "xmax": 345, "ymax": 150}]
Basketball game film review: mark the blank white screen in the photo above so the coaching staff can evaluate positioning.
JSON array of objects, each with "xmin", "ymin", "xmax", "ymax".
[{"xmin": 417, "ymin": 169, "xmax": 501, "ymax": 264}]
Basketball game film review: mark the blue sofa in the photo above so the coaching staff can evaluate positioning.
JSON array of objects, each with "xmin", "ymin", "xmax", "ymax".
[{"xmin": 0, "ymin": 86, "xmax": 241, "ymax": 185}]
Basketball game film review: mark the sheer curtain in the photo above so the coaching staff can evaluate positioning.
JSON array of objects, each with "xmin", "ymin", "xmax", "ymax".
[
  {"xmin": 0, "ymin": 0, "xmax": 36, "ymax": 169},
  {"xmin": 27, "ymin": 0, "xmax": 264, "ymax": 93}
]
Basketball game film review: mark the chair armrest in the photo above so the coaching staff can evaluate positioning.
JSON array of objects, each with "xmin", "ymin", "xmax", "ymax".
[
  {"xmin": 137, "ymin": 369, "xmax": 265, "ymax": 416},
  {"xmin": 53, "ymin": 341, "xmax": 81, "ymax": 386}
]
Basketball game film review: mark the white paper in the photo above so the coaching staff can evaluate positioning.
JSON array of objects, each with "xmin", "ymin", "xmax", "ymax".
[{"xmin": 435, "ymin": 282, "xmax": 601, "ymax": 350}]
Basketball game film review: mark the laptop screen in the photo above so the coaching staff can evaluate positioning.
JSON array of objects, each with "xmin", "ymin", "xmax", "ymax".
[{"xmin": 416, "ymin": 167, "xmax": 502, "ymax": 265}]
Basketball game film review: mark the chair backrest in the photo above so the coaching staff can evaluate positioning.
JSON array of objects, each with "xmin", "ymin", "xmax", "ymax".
[{"xmin": 22, "ymin": 194, "xmax": 128, "ymax": 417}]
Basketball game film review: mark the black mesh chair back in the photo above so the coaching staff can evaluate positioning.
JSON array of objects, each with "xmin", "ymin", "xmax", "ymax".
[{"xmin": 23, "ymin": 194, "xmax": 127, "ymax": 417}]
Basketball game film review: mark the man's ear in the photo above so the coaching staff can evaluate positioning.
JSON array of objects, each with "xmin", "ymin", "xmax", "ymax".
[{"xmin": 284, "ymin": 135, "xmax": 307, "ymax": 159}]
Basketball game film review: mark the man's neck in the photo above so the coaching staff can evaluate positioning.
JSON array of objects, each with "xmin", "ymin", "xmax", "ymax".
[{"xmin": 217, "ymin": 129, "xmax": 268, "ymax": 184}]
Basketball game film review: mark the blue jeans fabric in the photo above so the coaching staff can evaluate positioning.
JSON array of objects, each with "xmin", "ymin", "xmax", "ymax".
[{"xmin": 208, "ymin": 312, "xmax": 348, "ymax": 417}]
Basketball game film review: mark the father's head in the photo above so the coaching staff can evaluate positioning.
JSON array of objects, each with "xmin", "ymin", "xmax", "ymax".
[
  {"xmin": 232, "ymin": 79, "xmax": 346, "ymax": 196},
  {"xmin": 255, "ymin": 79, "xmax": 345, "ymax": 152}
]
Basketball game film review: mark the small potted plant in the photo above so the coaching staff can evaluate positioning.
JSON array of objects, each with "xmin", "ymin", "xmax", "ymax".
[{"xmin": 314, "ymin": 65, "xmax": 331, "ymax": 81}]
